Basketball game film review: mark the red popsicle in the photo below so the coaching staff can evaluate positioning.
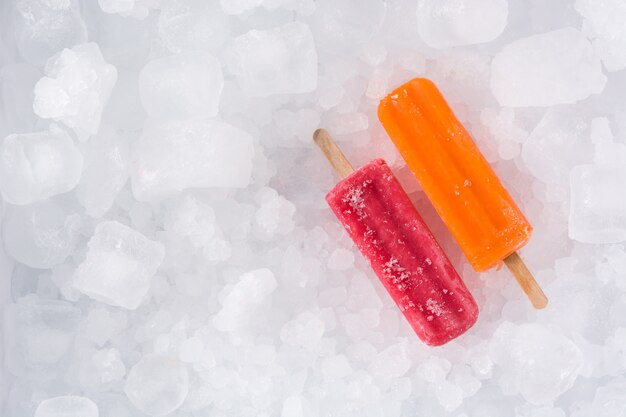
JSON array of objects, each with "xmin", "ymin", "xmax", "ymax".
[{"xmin": 315, "ymin": 129, "xmax": 478, "ymax": 346}]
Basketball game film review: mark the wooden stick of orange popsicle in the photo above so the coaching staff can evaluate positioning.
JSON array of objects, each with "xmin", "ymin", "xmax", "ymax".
[{"xmin": 378, "ymin": 78, "xmax": 548, "ymax": 309}]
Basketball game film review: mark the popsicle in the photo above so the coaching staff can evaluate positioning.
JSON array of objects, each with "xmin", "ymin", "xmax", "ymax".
[
  {"xmin": 378, "ymin": 78, "xmax": 547, "ymax": 309},
  {"xmin": 314, "ymin": 128, "xmax": 478, "ymax": 346}
]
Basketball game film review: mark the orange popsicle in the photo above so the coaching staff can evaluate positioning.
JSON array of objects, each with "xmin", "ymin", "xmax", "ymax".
[{"xmin": 378, "ymin": 78, "xmax": 547, "ymax": 309}]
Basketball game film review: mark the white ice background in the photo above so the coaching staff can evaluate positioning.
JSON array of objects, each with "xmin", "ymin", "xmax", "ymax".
[{"xmin": 1, "ymin": 0, "xmax": 626, "ymax": 416}]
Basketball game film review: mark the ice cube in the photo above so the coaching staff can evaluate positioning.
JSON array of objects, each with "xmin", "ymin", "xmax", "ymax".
[
  {"xmin": 309, "ymin": 0, "xmax": 386, "ymax": 55},
  {"xmin": 0, "ymin": 125, "xmax": 83, "ymax": 205},
  {"xmin": 0, "ymin": 63, "xmax": 41, "ymax": 133},
  {"xmin": 4, "ymin": 297, "xmax": 81, "ymax": 378},
  {"xmin": 2, "ymin": 198, "xmax": 82, "ymax": 269},
  {"xmin": 589, "ymin": 377, "xmax": 626, "ymax": 417},
  {"xmin": 489, "ymin": 322, "xmax": 583, "ymax": 405},
  {"xmin": 130, "ymin": 119, "xmax": 255, "ymax": 201},
  {"xmin": 280, "ymin": 312, "xmax": 326, "ymax": 347},
  {"xmin": 34, "ymin": 396, "xmax": 98, "ymax": 417},
  {"xmin": 575, "ymin": 0, "xmax": 626, "ymax": 71},
  {"xmin": 321, "ymin": 355, "xmax": 353, "ymax": 380},
  {"xmin": 490, "ymin": 28, "xmax": 606, "ymax": 107},
  {"xmin": 231, "ymin": 22, "xmax": 317, "ymax": 97},
  {"xmin": 416, "ymin": 0, "xmax": 508, "ymax": 48},
  {"xmin": 522, "ymin": 108, "xmax": 592, "ymax": 184},
  {"xmin": 98, "ymin": 0, "xmax": 157, "ymax": 19},
  {"xmin": 124, "ymin": 354, "xmax": 189, "ymax": 416},
  {"xmin": 213, "ymin": 268, "xmax": 277, "ymax": 332},
  {"xmin": 220, "ymin": 0, "xmax": 261, "ymax": 14},
  {"xmin": 179, "ymin": 336, "xmax": 204, "ymax": 363},
  {"xmin": 253, "ymin": 187, "xmax": 296, "ymax": 240},
  {"xmin": 158, "ymin": 0, "xmax": 230, "ymax": 53},
  {"xmin": 139, "ymin": 53, "xmax": 223, "ymax": 119},
  {"xmin": 33, "ymin": 43, "xmax": 118, "ymax": 139},
  {"xmin": 164, "ymin": 195, "xmax": 216, "ymax": 246},
  {"xmin": 84, "ymin": 306, "xmax": 128, "ymax": 346},
  {"xmin": 435, "ymin": 380, "xmax": 463, "ymax": 411},
  {"xmin": 13, "ymin": 0, "xmax": 87, "ymax": 65},
  {"xmin": 93, "ymin": 348, "xmax": 126, "ymax": 383},
  {"xmin": 73, "ymin": 221, "xmax": 165, "ymax": 309},
  {"xmin": 76, "ymin": 126, "xmax": 130, "ymax": 218},
  {"xmin": 281, "ymin": 396, "xmax": 313, "ymax": 417},
  {"xmin": 569, "ymin": 164, "xmax": 626, "ymax": 244},
  {"xmin": 370, "ymin": 342, "xmax": 412, "ymax": 378},
  {"xmin": 327, "ymin": 248, "xmax": 355, "ymax": 271}
]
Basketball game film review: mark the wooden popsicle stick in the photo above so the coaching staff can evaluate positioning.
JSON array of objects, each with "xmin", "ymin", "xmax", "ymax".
[
  {"xmin": 504, "ymin": 251, "xmax": 548, "ymax": 309},
  {"xmin": 313, "ymin": 129, "xmax": 354, "ymax": 179}
]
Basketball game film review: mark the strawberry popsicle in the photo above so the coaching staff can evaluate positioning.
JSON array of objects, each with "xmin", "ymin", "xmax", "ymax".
[
  {"xmin": 378, "ymin": 78, "xmax": 547, "ymax": 309},
  {"xmin": 315, "ymin": 129, "xmax": 478, "ymax": 346}
]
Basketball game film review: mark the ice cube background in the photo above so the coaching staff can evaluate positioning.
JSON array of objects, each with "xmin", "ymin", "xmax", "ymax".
[{"xmin": 0, "ymin": 0, "xmax": 625, "ymax": 416}]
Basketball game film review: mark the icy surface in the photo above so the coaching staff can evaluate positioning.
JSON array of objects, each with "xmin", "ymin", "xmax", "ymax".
[
  {"xmin": 73, "ymin": 221, "xmax": 164, "ymax": 309},
  {"xmin": 34, "ymin": 396, "xmax": 98, "ymax": 417},
  {"xmin": 0, "ymin": 125, "xmax": 83, "ymax": 205},
  {"xmin": 139, "ymin": 53, "xmax": 223, "ymax": 119},
  {"xmin": 4, "ymin": 297, "xmax": 81, "ymax": 379},
  {"xmin": 0, "ymin": 0, "xmax": 624, "ymax": 415},
  {"xmin": 158, "ymin": 0, "xmax": 230, "ymax": 54},
  {"xmin": 309, "ymin": 0, "xmax": 386, "ymax": 55},
  {"xmin": 2, "ymin": 198, "xmax": 82, "ymax": 268},
  {"xmin": 231, "ymin": 22, "xmax": 318, "ymax": 97},
  {"xmin": 417, "ymin": 0, "xmax": 508, "ymax": 48},
  {"xmin": 76, "ymin": 126, "xmax": 129, "ymax": 218},
  {"xmin": 124, "ymin": 354, "xmax": 188, "ymax": 416},
  {"xmin": 33, "ymin": 43, "xmax": 117, "ymax": 139},
  {"xmin": 12, "ymin": 0, "xmax": 87, "ymax": 65},
  {"xmin": 131, "ymin": 119, "xmax": 255, "ymax": 201},
  {"xmin": 490, "ymin": 28, "xmax": 606, "ymax": 107},
  {"xmin": 575, "ymin": 0, "xmax": 626, "ymax": 71}
]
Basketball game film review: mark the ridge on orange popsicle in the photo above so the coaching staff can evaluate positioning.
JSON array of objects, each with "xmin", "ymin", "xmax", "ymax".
[
  {"xmin": 378, "ymin": 78, "xmax": 548, "ymax": 309},
  {"xmin": 314, "ymin": 128, "xmax": 478, "ymax": 346}
]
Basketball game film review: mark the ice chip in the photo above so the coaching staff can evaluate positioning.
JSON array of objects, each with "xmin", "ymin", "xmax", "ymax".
[
  {"xmin": 213, "ymin": 268, "xmax": 277, "ymax": 332},
  {"xmin": 34, "ymin": 396, "xmax": 98, "ymax": 417},
  {"xmin": 2, "ymin": 198, "xmax": 82, "ymax": 269},
  {"xmin": 4, "ymin": 298, "xmax": 81, "ymax": 378},
  {"xmin": 490, "ymin": 28, "xmax": 606, "ymax": 107},
  {"xmin": 13, "ymin": 0, "xmax": 87, "ymax": 65},
  {"xmin": 253, "ymin": 187, "xmax": 296, "ymax": 240},
  {"xmin": 309, "ymin": 0, "xmax": 386, "ymax": 55},
  {"xmin": 76, "ymin": 126, "xmax": 130, "ymax": 218},
  {"xmin": 417, "ymin": 0, "xmax": 508, "ymax": 48},
  {"xmin": 489, "ymin": 322, "xmax": 583, "ymax": 405},
  {"xmin": 575, "ymin": 0, "xmax": 626, "ymax": 71},
  {"xmin": 569, "ymin": 163, "xmax": 626, "ymax": 244},
  {"xmin": 73, "ymin": 221, "xmax": 165, "ymax": 309},
  {"xmin": 130, "ymin": 119, "xmax": 255, "ymax": 201},
  {"xmin": 33, "ymin": 43, "xmax": 118, "ymax": 139},
  {"xmin": 522, "ymin": 108, "xmax": 592, "ymax": 184},
  {"xmin": 0, "ymin": 63, "xmax": 42, "ymax": 133},
  {"xmin": 139, "ymin": 53, "xmax": 223, "ymax": 119},
  {"xmin": 93, "ymin": 348, "xmax": 126, "ymax": 383},
  {"xmin": 589, "ymin": 377, "xmax": 626, "ymax": 417},
  {"xmin": 158, "ymin": 0, "xmax": 230, "ymax": 53},
  {"xmin": 98, "ymin": 0, "xmax": 156, "ymax": 19},
  {"xmin": 0, "ymin": 125, "xmax": 83, "ymax": 205},
  {"xmin": 232, "ymin": 22, "xmax": 317, "ymax": 97},
  {"xmin": 124, "ymin": 354, "xmax": 189, "ymax": 416},
  {"xmin": 220, "ymin": 0, "xmax": 261, "ymax": 15}
]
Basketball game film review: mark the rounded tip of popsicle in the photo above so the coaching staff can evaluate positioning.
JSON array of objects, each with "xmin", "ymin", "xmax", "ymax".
[
  {"xmin": 532, "ymin": 294, "xmax": 549, "ymax": 310},
  {"xmin": 313, "ymin": 128, "xmax": 326, "ymax": 143}
]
